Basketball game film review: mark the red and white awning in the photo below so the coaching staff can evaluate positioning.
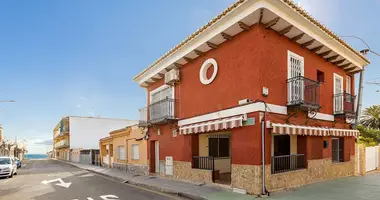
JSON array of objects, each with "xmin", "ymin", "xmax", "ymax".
[
  {"xmin": 180, "ymin": 115, "xmax": 243, "ymax": 135},
  {"xmin": 271, "ymin": 123, "xmax": 360, "ymax": 137}
]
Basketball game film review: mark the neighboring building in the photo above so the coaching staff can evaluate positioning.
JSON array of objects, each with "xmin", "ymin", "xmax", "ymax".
[
  {"xmin": 0, "ymin": 125, "xmax": 27, "ymax": 160},
  {"xmin": 133, "ymin": 0, "xmax": 369, "ymax": 195},
  {"xmin": 53, "ymin": 116, "xmax": 137, "ymax": 162},
  {"xmin": 99, "ymin": 125, "xmax": 148, "ymax": 175}
]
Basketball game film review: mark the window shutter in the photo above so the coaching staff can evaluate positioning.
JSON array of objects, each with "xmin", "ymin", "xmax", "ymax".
[{"xmin": 132, "ymin": 145, "xmax": 139, "ymax": 160}]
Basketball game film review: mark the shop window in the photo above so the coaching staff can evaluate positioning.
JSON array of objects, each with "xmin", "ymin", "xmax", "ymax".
[
  {"xmin": 208, "ymin": 137, "xmax": 230, "ymax": 158},
  {"xmin": 332, "ymin": 138, "xmax": 344, "ymax": 162},
  {"xmin": 317, "ymin": 70, "xmax": 325, "ymax": 83}
]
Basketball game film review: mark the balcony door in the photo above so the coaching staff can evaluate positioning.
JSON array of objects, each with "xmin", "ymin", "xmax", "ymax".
[
  {"xmin": 334, "ymin": 74, "xmax": 343, "ymax": 114},
  {"xmin": 287, "ymin": 51, "xmax": 304, "ymax": 103},
  {"xmin": 150, "ymin": 85, "xmax": 174, "ymax": 121}
]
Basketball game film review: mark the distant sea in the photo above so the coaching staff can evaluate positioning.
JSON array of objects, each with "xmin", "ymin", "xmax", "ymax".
[{"xmin": 24, "ymin": 154, "xmax": 48, "ymax": 160}]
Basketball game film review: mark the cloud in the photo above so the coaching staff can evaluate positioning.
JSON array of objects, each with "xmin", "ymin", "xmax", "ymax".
[
  {"xmin": 32, "ymin": 139, "xmax": 53, "ymax": 146},
  {"xmin": 76, "ymin": 104, "xmax": 81, "ymax": 108}
]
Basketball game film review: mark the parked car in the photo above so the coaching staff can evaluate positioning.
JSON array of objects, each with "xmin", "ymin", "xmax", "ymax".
[
  {"xmin": 15, "ymin": 158, "xmax": 21, "ymax": 168},
  {"xmin": 0, "ymin": 157, "xmax": 17, "ymax": 178}
]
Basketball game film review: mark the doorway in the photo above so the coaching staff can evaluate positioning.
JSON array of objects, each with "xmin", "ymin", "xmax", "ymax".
[{"xmin": 150, "ymin": 141, "xmax": 160, "ymax": 173}]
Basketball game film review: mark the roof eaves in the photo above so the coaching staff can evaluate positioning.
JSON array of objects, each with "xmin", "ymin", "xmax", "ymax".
[{"xmin": 134, "ymin": 0, "xmax": 370, "ymax": 82}]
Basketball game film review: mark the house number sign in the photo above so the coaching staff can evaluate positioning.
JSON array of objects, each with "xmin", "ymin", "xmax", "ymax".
[{"xmin": 200, "ymin": 58, "xmax": 218, "ymax": 85}]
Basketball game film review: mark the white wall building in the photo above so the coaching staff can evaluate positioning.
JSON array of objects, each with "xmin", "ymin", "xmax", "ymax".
[{"xmin": 53, "ymin": 116, "xmax": 137, "ymax": 162}]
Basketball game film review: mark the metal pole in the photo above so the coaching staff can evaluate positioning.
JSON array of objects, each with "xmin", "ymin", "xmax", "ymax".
[
  {"xmin": 356, "ymin": 68, "xmax": 365, "ymax": 126},
  {"xmin": 261, "ymin": 115, "xmax": 266, "ymax": 195}
]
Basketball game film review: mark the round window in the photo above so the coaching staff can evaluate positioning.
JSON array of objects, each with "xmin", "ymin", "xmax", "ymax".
[{"xmin": 199, "ymin": 58, "xmax": 218, "ymax": 85}]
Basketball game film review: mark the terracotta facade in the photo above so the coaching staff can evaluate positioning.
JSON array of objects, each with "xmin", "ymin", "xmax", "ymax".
[{"xmin": 141, "ymin": 23, "xmax": 359, "ymax": 194}]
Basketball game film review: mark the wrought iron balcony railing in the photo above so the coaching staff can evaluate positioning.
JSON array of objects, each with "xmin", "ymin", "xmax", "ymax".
[
  {"xmin": 138, "ymin": 98, "xmax": 177, "ymax": 126},
  {"xmin": 333, "ymin": 93, "xmax": 356, "ymax": 117},
  {"xmin": 287, "ymin": 76, "xmax": 321, "ymax": 110},
  {"xmin": 271, "ymin": 154, "xmax": 306, "ymax": 174}
]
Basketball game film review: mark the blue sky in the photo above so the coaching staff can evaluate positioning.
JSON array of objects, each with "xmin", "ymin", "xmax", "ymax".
[{"xmin": 0, "ymin": 0, "xmax": 379, "ymax": 154}]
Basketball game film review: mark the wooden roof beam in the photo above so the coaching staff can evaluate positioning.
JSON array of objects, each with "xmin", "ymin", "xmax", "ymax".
[
  {"xmin": 194, "ymin": 50, "xmax": 204, "ymax": 56},
  {"xmin": 158, "ymin": 69, "xmax": 168, "ymax": 75},
  {"xmin": 318, "ymin": 50, "xmax": 332, "ymax": 57},
  {"xmin": 264, "ymin": 17, "xmax": 280, "ymax": 29},
  {"xmin": 183, "ymin": 57, "xmax": 193, "ymax": 63},
  {"xmin": 258, "ymin": 8, "xmax": 264, "ymax": 24},
  {"xmin": 174, "ymin": 63, "xmax": 183, "ymax": 68},
  {"xmin": 207, "ymin": 42, "xmax": 218, "ymax": 49},
  {"xmin": 221, "ymin": 32, "xmax": 233, "ymax": 41},
  {"xmin": 332, "ymin": 59, "xmax": 345, "ymax": 65},
  {"xmin": 301, "ymin": 39, "xmax": 315, "ymax": 48},
  {"xmin": 326, "ymin": 55, "xmax": 339, "ymax": 62},
  {"xmin": 344, "ymin": 65, "xmax": 356, "ymax": 71},
  {"xmin": 278, "ymin": 25, "xmax": 293, "ymax": 36},
  {"xmin": 341, "ymin": 63, "xmax": 351, "ymax": 69},
  {"xmin": 291, "ymin": 33, "xmax": 305, "ymax": 42},
  {"xmin": 310, "ymin": 45, "xmax": 324, "ymax": 53},
  {"xmin": 238, "ymin": 21, "xmax": 251, "ymax": 31}
]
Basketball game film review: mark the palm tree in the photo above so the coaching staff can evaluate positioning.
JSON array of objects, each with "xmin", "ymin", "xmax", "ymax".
[{"xmin": 360, "ymin": 105, "xmax": 380, "ymax": 129}]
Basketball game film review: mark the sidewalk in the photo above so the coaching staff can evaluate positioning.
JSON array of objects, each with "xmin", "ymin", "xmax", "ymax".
[{"xmin": 54, "ymin": 159, "xmax": 256, "ymax": 200}]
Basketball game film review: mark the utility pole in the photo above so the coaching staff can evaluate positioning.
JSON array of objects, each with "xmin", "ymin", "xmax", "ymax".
[{"xmin": 355, "ymin": 49, "xmax": 368, "ymax": 126}]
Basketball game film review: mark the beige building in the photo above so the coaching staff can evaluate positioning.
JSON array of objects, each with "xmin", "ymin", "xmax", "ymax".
[{"xmin": 100, "ymin": 125, "xmax": 148, "ymax": 174}]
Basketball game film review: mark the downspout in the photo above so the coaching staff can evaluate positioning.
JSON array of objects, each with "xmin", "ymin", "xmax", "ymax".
[{"xmin": 261, "ymin": 113, "xmax": 266, "ymax": 195}]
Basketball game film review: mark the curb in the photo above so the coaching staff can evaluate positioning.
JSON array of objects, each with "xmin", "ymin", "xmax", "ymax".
[{"xmin": 56, "ymin": 159, "xmax": 207, "ymax": 200}]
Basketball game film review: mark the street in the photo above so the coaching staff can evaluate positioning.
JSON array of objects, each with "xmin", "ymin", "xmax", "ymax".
[{"xmin": 0, "ymin": 159, "xmax": 182, "ymax": 200}]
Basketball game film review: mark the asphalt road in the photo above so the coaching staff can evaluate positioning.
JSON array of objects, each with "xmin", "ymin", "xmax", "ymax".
[{"xmin": 0, "ymin": 159, "xmax": 182, "ymax": 200}]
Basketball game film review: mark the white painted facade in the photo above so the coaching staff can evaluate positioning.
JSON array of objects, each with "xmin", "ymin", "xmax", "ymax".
[{"xmin": 69, "ymin": 117, "xmax": 138, "ymax": 149}]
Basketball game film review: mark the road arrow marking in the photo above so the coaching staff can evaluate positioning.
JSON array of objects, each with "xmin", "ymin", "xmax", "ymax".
[
  {"xmin": 100, "ymin": 195, "xmax": 119, "ymax": 200},
  {"xmin": 41, "ymin": 178, "xmax": 72, "ymax": 188}
]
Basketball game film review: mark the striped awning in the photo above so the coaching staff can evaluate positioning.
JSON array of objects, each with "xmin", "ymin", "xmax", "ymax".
[
  {"xmin": 180, "ymin": 115, "xmax": 243, "ymax": 135},
  {"xmin": 271, "ymin": 123, "xmax": 360, "ymax": 137}
]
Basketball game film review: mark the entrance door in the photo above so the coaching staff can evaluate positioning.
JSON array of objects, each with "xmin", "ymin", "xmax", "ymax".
[{"xmin": 155, "ymin": 141, "xmax": 160, "ymax": 173}]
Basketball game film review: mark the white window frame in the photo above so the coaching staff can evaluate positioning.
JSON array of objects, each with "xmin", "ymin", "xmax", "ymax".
[
  {"xmin": 346, "ymin": 75, "xmax": 351, "ymax": 94},
  {"xmin": 131, "ymin": 144, "xmax": 139, "ymax": 160},
  {"xmin": 287, "ymin": 51, "xmax": 305, "ymax": 103},
  {"xmin": 287, "ymin": 51, "xmax": 304, "ymax": 79},
  {"xmin": 333, "ymin": 73, "xmax": 344, "ymax": 113},
  {"xmin": 117, "ymin": 145, "xmax": 125, "ymax": 161},
  {"xmin": 149, "ymin": 84, "xmax": 175, "ymax": 104}
]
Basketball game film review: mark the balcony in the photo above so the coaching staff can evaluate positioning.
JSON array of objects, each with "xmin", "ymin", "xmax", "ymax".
[
  {"xmin": 139, "ymin": 98, "xmax": 178, "ymax": 126},
  {"xmin": 55, "ymin": 139, "xmax": 69, "ymax": 149},
  {"xmin": 271, "ymin": 154, "xmax": 306, "ymax": 174},
  {"xmin": 287, "ymin": 76, "xmax": 321, "ymax": 110},
  {"xmin": 333, "ymin": 93, "xmax": 356, "ymax": 117}
]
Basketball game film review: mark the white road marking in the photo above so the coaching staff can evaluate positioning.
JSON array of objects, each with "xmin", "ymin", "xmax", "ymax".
[
  {"xmin": 71, "ymin": 195, "xmax": 119, "ymax": 200},
  {"xmin": 100, "ymin": 195, "xmax": 119, "ymax": 200},
  {"xmin": 41, "ymin": 178, "xmax": 72, "ymax": 188}
]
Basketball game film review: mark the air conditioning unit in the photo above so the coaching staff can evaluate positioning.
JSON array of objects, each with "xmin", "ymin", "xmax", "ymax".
[{"xmin": 165, "ymin": 68, "xmax": 180, "ymax": 85}]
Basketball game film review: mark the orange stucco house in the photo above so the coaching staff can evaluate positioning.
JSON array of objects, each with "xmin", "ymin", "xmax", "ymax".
[
  {"xmin": 133, "ymin": 0, "xmax": 369, "ymax": 195},
  {"xmin": 100, "ymin": 125, "xmax": 148, "ymax": 175}
]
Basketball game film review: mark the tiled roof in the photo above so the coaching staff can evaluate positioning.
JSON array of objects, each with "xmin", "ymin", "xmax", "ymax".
[{"xmin": 134, "ymin": 0, "xmax": 369, "ymax": 80}]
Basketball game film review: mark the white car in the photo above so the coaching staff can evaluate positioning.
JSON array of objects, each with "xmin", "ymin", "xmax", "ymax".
[{"xmin": 0, "ymin": 157, "xmax": 17, "ymax": 178}]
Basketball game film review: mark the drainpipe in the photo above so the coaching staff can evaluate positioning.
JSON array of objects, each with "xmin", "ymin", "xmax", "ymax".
[{"xmin": 261, "ymin": 113, "xmax": 266, "ymax": 195}]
